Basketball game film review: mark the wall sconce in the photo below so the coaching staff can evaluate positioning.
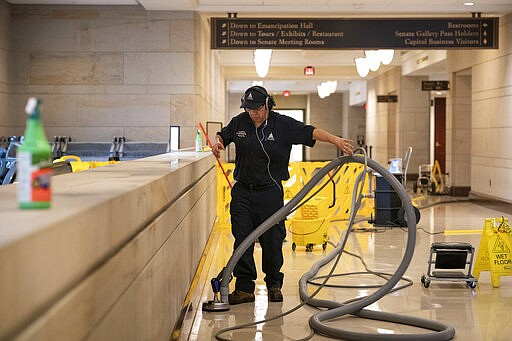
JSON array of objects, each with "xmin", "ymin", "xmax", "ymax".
[{"xmin": 253, "ymin": 49, "xmax": 272, "ymax": 78}]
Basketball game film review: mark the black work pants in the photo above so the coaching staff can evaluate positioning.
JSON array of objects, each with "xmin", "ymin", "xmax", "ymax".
[{"xmin": 230, "ymin": 182, "xmax": 286, "ymax": 293}]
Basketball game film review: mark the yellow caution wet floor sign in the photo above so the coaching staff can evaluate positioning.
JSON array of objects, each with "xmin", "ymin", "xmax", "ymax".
[{"xmin": 473, "ymin": 217, "xmax": 512, "ymax": 288}]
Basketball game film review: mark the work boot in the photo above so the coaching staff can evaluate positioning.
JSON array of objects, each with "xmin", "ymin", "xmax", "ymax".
[
  {"xmin": 228, "ymin": 290, "xmax": 255, "ymax": 305},
  {"xmin": 268, "ymin": 287, "xmax": 283, "ymax": 302}
]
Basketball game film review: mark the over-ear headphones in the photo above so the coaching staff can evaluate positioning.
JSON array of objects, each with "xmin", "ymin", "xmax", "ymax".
[{"xmin": 241, "ymin": 86, "xmax": 276, "ymax": 111}]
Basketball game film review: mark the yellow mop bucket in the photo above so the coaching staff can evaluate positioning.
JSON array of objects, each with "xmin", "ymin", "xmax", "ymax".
[{"xmin": 288, "ymin": 196, "xmax": 330, "ymax": 252}]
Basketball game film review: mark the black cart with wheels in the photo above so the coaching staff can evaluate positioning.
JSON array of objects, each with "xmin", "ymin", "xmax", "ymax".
[{"xmin": 421, "ymin": 242, "xmax": 477, "ymax": 288}]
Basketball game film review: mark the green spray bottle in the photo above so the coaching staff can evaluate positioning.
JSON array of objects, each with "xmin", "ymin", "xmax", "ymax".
[
  {"xmin": 16, "ymin": 97, "xmax": 52, "ymax": 209},
  {"xmin": 195, "ymin": 129, "xmax": 203, "ymax": 152}
]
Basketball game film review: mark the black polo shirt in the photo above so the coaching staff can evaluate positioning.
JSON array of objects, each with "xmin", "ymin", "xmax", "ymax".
[{"xmin": 217, "ymin": 110, "xmax": 316, "ymax": 186}]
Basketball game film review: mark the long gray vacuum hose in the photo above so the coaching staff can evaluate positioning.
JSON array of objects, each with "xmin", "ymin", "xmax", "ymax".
[{"xmin": 219, "ymin": 155, "xmax": 455, "ymax": 340}]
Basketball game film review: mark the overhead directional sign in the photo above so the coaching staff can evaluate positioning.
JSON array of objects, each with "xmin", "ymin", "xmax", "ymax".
[{"xmin": 211, "ymin": 17, "xmax": 498, "ymax": 50}]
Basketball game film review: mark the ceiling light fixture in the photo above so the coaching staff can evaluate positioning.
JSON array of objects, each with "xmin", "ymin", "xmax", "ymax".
[
  {"xmin": 317, "ymin": 80, "xmax": 337, "ymax": 99},
  {"xmin": 463, "ymin": 2, "xmax": 474, "ymax": 6},
  {"xmin": 377, "ymin": 49, "xmax": 395, "ymax": 65},
  {"xmin": 253, "ymin": 49, "xmax": 272, "ymax": 78},
  {"xmin": 354, "ymin": 49, "xmax": 394, "ymax": 78},
  {"xmin": 354, "ymin": 57, "xmax": 370, "ymax": 78},
  {"xmin": 364, "ymin": 50, "xmax": 381, "ymax": 71}
]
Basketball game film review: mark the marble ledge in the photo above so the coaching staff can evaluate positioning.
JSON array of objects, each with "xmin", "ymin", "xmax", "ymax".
[{"xmin": 0, "ymin": 151, "xmax": 214, "ymax": 248}]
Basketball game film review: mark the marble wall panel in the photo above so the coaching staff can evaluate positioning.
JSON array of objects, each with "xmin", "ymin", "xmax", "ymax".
[
  {"xmin": 471, "ymin": 164, "xmax": 491, "ymax": 195},
  {"xmin": 0, "ymin": 3, "xmax": 8, "ymax": 51},
  {"xmin": 147, "ymin": 11, "xmax": 194, "ymax": 21},
  {"xmin": 77, "ymin": 95, "xmax": 169, "ymax": 126},
  {"xmin": 492, "ymin": 167, "xmax": 512, "ymax": 202},
  {"xmin": 170, "ymin": 94, "xmax": 195, "ymax": 127},
  {"xmin": 147, "ymin": 84, "xmax": 196, "ymax": 95},
  {"xmin": 86, "ymin": 166, "xmax": 214, "ymax": 341},
  {"xmin": 12, "ymin": 84, "xmax": 149, "ymax": 95},
  {"xmin": 0, "ymin": 93, "xmax": 9, "ymax": 125},
  {"xmin": 5, "ymin": 7, "xmax": 202, "ymax": 143},
  {"xmin": 45, "ymin": 126, "xmax": 124, "ymax": 142},
  {"xmin": 8, "ymin": 51, "xmax": 30, "ymax": 85},
  {"xmin": 10, "ymin": 6, "xmax": 100, "ymax": 20},
  {"xmin": 30, "ymin": 53, "xmax": 124, "ymax": 85},
  {"xmin": 471, "ymin": 127, "xmax": 490, "ymax": 157},
  {"xmin": 473, "ymin": 55, "xmax": 512, "ymax": 92},
  {"xmin": 6, "ymin": 94, "xmax": 78, "ymax": 127},
  {"xmin": 170, "ymin": 20, "xmax": 194, "ymax": 52},
  {"xmin": 0, "ymin": 0, "xmax": 8, "ymax": 102},
  {"xmin": 451, "ymin": 158, "xmax": 471, "ymax": 186},
  {"xmin": 473, "ymin": 94, "xmax": 512, "ymax": 128},
  {"xmin": 11, "ymin": 20, "xmax": 77, "ymax": 52},
  {"xmin": 0, "ymin": 50, "xmax": 7, "ymax": 85},
  {"xmin": 78, "ymin": 20, "xmax": 171, "ymax": 52},
  {"xmin": 124, "ymin": 52, "xmax": 194, "ymax": 85},
  {"xmin": 179, "ymin": 126, "xmax": 197, "ymax": 149},
  {"xmin": 123, "ymin": 126, "xmax": 169, "ymax": 143},
  {"xmin": 472, "ymin": 127, "xmax": 510, "ymax": 160},
  {"xmin": 308, "ymin": 93, "xmax": 343, "ymax": 161}
]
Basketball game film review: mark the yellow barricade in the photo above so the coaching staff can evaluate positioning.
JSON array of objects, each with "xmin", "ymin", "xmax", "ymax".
[
  {"xmin": 53, "ymin": 155, "xmax": 119, "ymax": 173},
  {"xmin": 216, "ymin": 163, "xmax": 235, "ymax": 228},
  {"xmin": 473, "ymin": 217, "xmax": 512, "ymax": 287},
  {"xmin": 215, "ymin": 161, "xmax": 373, "ymax": 229}
]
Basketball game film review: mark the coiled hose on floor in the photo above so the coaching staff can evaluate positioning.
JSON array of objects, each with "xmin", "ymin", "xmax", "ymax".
[{"xmin": 218, "ymin": 154, "xmax": 455, "ymax": 340}]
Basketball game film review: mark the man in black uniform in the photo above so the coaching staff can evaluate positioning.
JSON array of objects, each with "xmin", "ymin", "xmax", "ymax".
[{"xmin": 212, "ymin": 85, "xmax": 353, "ymax": 304}]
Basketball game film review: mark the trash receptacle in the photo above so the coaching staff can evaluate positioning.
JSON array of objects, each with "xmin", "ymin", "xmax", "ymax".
[{"xmin": 374, "ymin": 173, "xmax": 403, "ymax": 226}]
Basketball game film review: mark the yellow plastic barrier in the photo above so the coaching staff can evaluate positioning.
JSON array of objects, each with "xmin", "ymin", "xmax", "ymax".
[
  {"xmin": 216, "ymin": 163, "xmax": 235, "ymax": 228},
  {"xmin": 53, "ymin": 155, "xmax": 119, "ymax": 173},
  {"xmin": 473, "ymin": 217, "xmax": 512, "ymax": 287},
  {"xmin": 215, "ymin": 160, "xmax": 373, "ymax": 231}
]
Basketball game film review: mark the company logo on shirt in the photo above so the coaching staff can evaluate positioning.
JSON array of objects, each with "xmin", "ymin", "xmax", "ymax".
[
  {"xmin": 236, "ymin": 130, "xmax": 247, "ymax": 138},
  {"xmin": 267, "ymin": 132, "xmax": 275, "ymax": 141}
]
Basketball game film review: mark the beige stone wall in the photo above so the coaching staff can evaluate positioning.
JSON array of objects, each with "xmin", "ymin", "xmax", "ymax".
[
  {"xmin": 307, "ymin": 92, "xmax": 344, "ymax": 161},
  {"xmin": 341, "ymin": 91, "xmax": 366, "ymax": 148},
  {"xmin": 0, "ymin": 1, "xmax": 9, "ymax": 124},
  {"xmin": 445, "ymin": 72, "xmax": 472, "ymax": 191},
  {"xmin": 399, "ymin": 75, "xmax": 430, "ymax": 174},
  {"xmin": 189, "ymin": 14, "xmax": 225, "ymax": 147},
  {"xmin": 366, "ymin": 67, "xmax": 429, "ymax": 174},
  {"xmin": 447, "ymin": 13, "xmax": 512, "ymax": 202},
  {"xmin": 3, "ymin": 5, "xmax": 219, "ymax": 148},
  {"xmin": 366, "ymin": 68, "xmax": 398, "ymax": 164}
]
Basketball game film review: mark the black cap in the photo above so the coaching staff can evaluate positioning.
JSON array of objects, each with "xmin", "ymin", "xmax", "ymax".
[{"xmin": 240, "ymin": 88, "xmax": 267, "ymax": 109}]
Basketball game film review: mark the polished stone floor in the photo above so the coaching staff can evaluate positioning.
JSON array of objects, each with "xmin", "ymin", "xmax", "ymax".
[{"xmin": 178, "ymin": 195, "xmax": 512, "ymax": 341}]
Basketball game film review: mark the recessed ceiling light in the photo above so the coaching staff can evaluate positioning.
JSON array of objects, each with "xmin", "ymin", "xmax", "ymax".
[{"xmin": 464, "ymin": 2, "xmax": 474, "ymax": 6}]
